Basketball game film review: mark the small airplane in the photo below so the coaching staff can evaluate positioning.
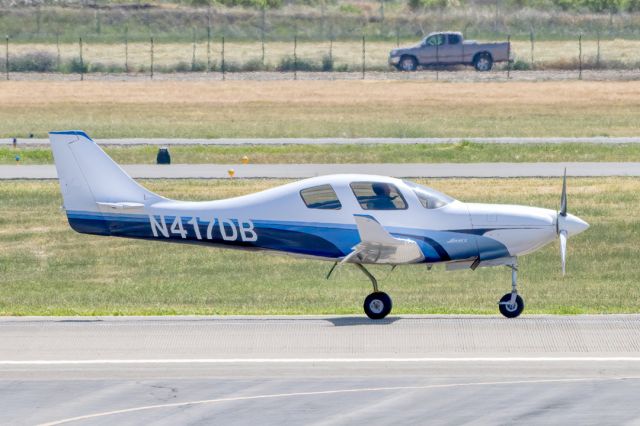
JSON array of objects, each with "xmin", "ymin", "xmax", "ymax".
[{"xmin": 50, "ymin": 131, "xmax": 589, "ymax": 319}]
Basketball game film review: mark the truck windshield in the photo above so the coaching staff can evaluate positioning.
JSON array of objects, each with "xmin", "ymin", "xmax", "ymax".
[{"xmin": 403, "ymin": 181, "xmax": 455, "ymax": 209}]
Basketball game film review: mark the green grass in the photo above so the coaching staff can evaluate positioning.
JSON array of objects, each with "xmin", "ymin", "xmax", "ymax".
[
  {"xmin": 2, "ymin": 3, "xmax": 640, "ymax": 44},
  {"xmin": 6, "ymin": 143, "xmax": 640, "ymax": 165},
  {"xmin": 0, "ymin": 178, "xmax": 637, "ymax": 316}
]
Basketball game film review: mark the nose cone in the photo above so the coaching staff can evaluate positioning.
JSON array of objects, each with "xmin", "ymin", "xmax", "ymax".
[{"xmin": 563, "ymin": 213, "xmax": 589, "ymax": 237}]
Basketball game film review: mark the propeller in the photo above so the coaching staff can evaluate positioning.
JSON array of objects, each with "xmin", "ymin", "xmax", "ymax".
[{"xmin": 556, "ymin": 168, "xmax": 568, "ymax": 276}]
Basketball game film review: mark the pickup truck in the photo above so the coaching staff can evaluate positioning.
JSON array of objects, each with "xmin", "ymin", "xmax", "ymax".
[{"xmin": 388, "ymin": 32, "xmax": 510, "ymax": 72}]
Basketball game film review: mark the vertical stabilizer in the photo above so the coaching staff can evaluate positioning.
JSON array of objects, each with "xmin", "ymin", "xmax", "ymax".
[{"xmin": 49, "ymin": 130, "xmax": 163, "ymax": 214}]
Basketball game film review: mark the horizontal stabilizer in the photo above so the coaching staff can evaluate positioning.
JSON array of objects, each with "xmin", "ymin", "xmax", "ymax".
[{"xmin": 96, "ymin": 201, "xmax": 145, "ymax": 213}]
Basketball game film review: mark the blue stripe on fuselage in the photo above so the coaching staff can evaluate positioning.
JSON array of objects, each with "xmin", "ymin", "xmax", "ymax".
[{"xmin": 65, "ymin": 210, "xmax": 510, "ymax": 262}]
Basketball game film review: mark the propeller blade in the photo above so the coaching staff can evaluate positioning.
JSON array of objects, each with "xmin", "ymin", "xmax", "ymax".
[
  {"xmin": 560, "ymin": 168, "xmax": 567, "ymax": 217},
  {"xmin": 559, "ymin": 230, "xmax": 567, "ymax": 276}
]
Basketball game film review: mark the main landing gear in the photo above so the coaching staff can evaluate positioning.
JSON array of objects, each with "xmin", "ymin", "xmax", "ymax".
[
  {"xmin": 356, "ymin": 264, "xmax": 392, "ymax": 320},
  {"xmin": 498, "ymin": 261, "xmax": 525, "ymax": 318}
]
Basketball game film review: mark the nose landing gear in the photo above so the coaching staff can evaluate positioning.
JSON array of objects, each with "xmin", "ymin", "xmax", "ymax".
[{"xmin": 498, "ymin": 261, "xmax": 525, "ymax": 318}]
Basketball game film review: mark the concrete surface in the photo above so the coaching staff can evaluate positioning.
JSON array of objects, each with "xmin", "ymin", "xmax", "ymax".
[
  {"xmin": 1, "ymin": 315, "xmax": 640, "ymax": 425},
  {"xmin": 1, "ymin": 162, "xmax": 637, "ymax": 179},
  {"xmin": 4, "ymin": 136, "xmax": 640, "ymax": 146}
]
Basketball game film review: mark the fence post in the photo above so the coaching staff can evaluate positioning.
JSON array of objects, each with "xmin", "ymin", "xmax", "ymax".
[
  {"xmin": 79, "ymin": 37, "xmax": 84, "ymax": 81},
  {"xmin": 578, "ymin": 34, "xmax": 582, "ymax": 80},
  {"xmin": 596, "ymin": 31, "xmax": 601, "ymax": 68},
  {"xmin": 261, "ymin": 5, "xmax": 266, "ymax": 67},
  {"xmin": 55, "ymin": 33, "xmax": 60, "ymax": 71},
  {"xmin": 530, "ymin": 31, "xmax": 534, "ymax": 68},
  {"xmin": 124, "ymin": 26, "xmax": 129, "ymax": 73},
  {"xmin": 207, "ymin": 25, "xmax": 211, "ymax": 73},
  {"xmin": 362, "ymin": 35, "xmax": 365, "ymax": 79},
  {"xmin": 329, "ymin": 38, "xmax": 333, "ymax": 65},
  {"xmin": 221, "ymin": 35, "xmax": 225, "ymax": 80},
  {"xmin": 36, "ymin": 5, "xmax": 41, "ymax": 34},
  {"xmin": 150, "ymin": 37, "xmax": 154, "ymax": 79},
  {"xmin": 5, "ymin": 35, "xmax": 8, "ymax": 81},
  {"xmin": 293, "ymin": 35, "xmax": 297, "ymax": 80},
  {"xmin": 261, "ymin": 30, "xmax": 265, "ymax": 68},
  {"xmin": 396, "ymin": 25, "xmax": 400, "ymax": 47},
  {"xmin": 507, "ymin": 34, "xmax": 511, "ymax": 79},
  {"xmin": 192, "ymin": 27, "xmax": 197, "ymax": 71},
  {"xmin": 95, "ymin": 9, "xmax": 101, "ymax": 34}
]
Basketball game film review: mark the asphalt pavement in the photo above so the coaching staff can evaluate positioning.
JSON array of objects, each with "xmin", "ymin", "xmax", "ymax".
[
  {"xmin": 1, "ymin": 162, "xmax": 638, "ymax": 179},
  {"xmin": 4, "ymin": 137, "xmax": 640, "ymax": 146},
  {"xmin": 2, "ymin": 315, "xmax": 640, "ymax": 425}
]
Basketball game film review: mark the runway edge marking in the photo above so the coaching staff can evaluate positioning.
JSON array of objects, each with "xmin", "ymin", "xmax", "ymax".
[
  {"xmin": 37, "ymin": 378, "xmax": 626, "ymax": 426},
  {"xmin": 5, "ymin": 357, "xmax": 640, "ymax": 365}
]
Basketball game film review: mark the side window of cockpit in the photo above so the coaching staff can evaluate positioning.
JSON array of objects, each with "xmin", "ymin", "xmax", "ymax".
[
  {"xmin": 350, "ymin": 182, "xmax": 408, "ymax": 210},
  {"xmin": 300, "ymin": 184, "xmax": 342, "ymax": 210}
]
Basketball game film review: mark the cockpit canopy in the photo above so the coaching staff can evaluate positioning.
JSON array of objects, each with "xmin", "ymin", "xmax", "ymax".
[{"xmin": 298, "ymin": 178, "xmax": 456, "ymax": 211}]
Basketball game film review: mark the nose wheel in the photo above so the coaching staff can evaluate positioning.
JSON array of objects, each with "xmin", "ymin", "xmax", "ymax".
[
  {"xmin": 498, "ymin": 261, "xmax": 525, "ymax": 318},
  {"xmin": 499, "ymin": 293, "xmax": 524, "ymax": 318},
  {"xmin": 355, "ymin": 263, "xmax": 393, "ymax": 320}
]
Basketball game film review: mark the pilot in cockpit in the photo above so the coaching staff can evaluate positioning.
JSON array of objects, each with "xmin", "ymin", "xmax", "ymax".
[{"xmin": 368, "ymin": 183, "xmax": 398, "ymax": 210}]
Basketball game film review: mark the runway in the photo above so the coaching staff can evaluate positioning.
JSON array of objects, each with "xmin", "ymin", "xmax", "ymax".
[
  {"xmin": 4, "ymin": 136, "xmax": 640, "ymax": 146},
  {"xmin": 2, "ymin": 162, "xmax": 639, "ymax": 179},
  {"xmin": 2, "ymin": 315, "xmax": 640, "ymax": 425}
]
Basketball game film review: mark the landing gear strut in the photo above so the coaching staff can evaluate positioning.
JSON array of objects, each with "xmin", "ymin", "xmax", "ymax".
[
  {"xmin": 356, "ymin": 264, "xmax": 392, "ymax": 320},
  {"xmin": 498, "ymin": 261, "xmax": 525, "ymax": 318}
]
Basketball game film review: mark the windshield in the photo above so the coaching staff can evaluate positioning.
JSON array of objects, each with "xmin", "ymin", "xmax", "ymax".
[{"xmin": 404, "ymin": 181, "xmax": 455, "ymax": 209}]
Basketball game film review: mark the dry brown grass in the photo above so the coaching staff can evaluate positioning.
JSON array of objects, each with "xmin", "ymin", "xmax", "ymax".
[
  {"xmin": 0, "ymin": 80, "xmax": 638, "ymax": 138},
  {"xmin": 10, "ymin": 39, "xmax": 640, "ymax": 71},
  {"xmin": 510, "ymin": 39, "xmax": 640, "ymax": 66},
  {"xmin": 4, "ymin": 79, "xmax": 639, "ymax": 105}
]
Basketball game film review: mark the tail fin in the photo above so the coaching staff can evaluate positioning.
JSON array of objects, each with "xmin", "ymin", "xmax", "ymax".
[{"xmin": 50, "ymin": 130, "xmax": 163, "ymax": 214}]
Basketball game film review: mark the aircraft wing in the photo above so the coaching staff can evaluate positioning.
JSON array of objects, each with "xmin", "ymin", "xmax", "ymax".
[{"xmin": 342, "ymin": 214, "xmax": 425, "ymax": 265}]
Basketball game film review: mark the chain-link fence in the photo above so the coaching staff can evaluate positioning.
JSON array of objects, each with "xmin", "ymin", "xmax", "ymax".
[{"xmin": 1, "ymin": 31, "xmax": 639, "ymax": 80}]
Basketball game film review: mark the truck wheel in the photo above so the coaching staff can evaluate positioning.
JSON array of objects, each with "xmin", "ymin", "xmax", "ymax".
[
  {"xmin": 474, "ymin": 53, "xmax": 493, "ymax": 71},
  {"xmin": 398, "ymin": 56, "xmax": 418, "ymax": 72}
]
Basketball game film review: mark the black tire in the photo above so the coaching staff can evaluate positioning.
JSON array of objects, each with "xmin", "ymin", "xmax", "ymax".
[
  {"xmin": 364, "ymin": 292, "xmax": 392, "ymax": 320},
  {"xmin": 398, "ymin": 56, "xmax": 418, "ymax": 72},
  {"xmin": 473, "ymin": 53, "xmax": 493, "ymax": 71},
  {"xmin": 498, "ymin": 293, "xmax": 524, "ymax": 318}
]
